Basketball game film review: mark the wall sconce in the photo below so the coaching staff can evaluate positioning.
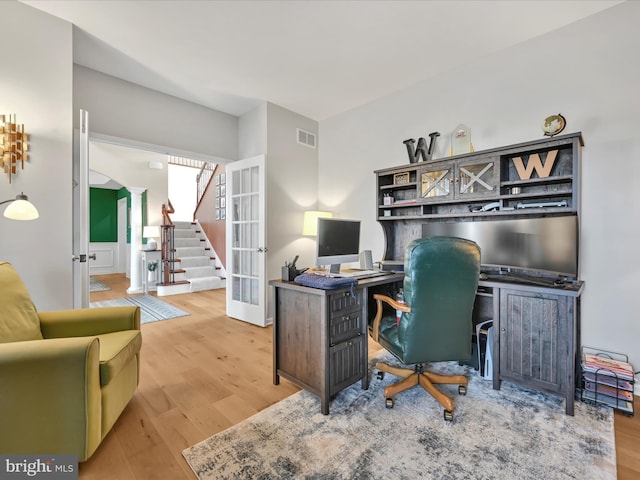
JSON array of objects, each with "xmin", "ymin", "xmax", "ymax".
[
  {"xmin": 143, "ymin": 225, "xmax": 161, "ymax": 250},
  {"xmin": 0, "ymin": 193, "xmax": 39, "ymax": 221},
  {"xmin": 302, "ymin": 210, "xmax": 332, "ymax": 236},
  {"xmin": 0, "ymin": 115, "xmax": 29, "ymax": 183}
]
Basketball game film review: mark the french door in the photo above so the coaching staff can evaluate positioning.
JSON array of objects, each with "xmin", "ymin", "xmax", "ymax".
[
  {"xmin": 72, "ymin": 109, "xmax": 91, "ymax": 308},
  {"xmin": 225, "ymin": 155, "xmax": 267, "ymax": 326}
]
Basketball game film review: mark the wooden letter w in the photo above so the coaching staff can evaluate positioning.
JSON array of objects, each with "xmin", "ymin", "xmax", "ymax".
[{"xmin": 512, "ymin": 150, "xmax": 558, "ymax": 180}]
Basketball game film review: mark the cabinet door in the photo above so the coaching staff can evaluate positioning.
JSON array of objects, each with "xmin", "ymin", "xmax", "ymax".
[
  {"xmin": 329, "ymin": 335, "xmax": 365, "ymax": 396},
  {"xmin": 455, "ymin": 157, "xmax": 499, "ymax": 200},
  {"xmin": 499, "ymin": 289, "xmax": 569, "ymax": 394},
  {"xmin": 419, "ymin": 161, "xmax": 454, "ymax": 203}
]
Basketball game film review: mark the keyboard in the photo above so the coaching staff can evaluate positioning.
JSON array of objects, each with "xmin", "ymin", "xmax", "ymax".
[{"xmin": 335, "ymin": 269, "xmax": 387, "ymax": 279}]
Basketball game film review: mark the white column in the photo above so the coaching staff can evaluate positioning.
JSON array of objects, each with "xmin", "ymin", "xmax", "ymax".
[{"xmin": 127, "ymin": 187, "xmax": 146, "ymax": 294}]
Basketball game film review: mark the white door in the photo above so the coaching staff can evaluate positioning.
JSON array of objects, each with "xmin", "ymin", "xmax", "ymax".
[
  {"xmin": 225, "ymin": 155, "xmax": 267, "ymax": 326},
  {"xmin": 72, "ymin": 109, "xmax": 92, "ymax": 308}
]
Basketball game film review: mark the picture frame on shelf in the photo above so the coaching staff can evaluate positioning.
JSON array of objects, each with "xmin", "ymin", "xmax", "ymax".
[{"xmin": 394, "ymin": 172, "xmax": 410, "ymax": 185}]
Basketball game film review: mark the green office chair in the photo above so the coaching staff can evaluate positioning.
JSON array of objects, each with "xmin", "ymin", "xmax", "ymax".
[{"xmin": 370, "ymin": 236, "xmax": 480, "ymax": 421}]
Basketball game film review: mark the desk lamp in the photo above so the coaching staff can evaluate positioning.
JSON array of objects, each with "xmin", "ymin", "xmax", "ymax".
[{"xmin": 302, "ymin": 210, "xmax": 332, "ymax": 236}]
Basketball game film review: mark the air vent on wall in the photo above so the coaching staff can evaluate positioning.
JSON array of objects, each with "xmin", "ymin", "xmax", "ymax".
[{"xmin": 297, "ymin": 128, "xmax": 316, "ymax": 148}]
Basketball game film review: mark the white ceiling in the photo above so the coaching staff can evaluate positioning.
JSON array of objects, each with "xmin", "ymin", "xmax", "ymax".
[{"xmin": 22, "ymin": 0, "xmax": 623, "ymax": 121}]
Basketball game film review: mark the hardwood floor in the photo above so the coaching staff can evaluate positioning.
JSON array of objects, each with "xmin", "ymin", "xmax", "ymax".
[{"xmin": 82, "ymin": 274, "xmax": 639, "ymax": 479}]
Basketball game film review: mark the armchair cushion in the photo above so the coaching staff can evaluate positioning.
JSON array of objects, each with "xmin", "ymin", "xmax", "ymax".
[{"xmin": 0, "ymin": 261, "xmax": 43, "ymax": 343}]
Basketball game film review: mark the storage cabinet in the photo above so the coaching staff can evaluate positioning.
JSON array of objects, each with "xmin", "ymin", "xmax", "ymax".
[
  {"xmin": 271, "ymin": 274, "xmax": 404, "ymax": 414},
  {"xmin": 498, "ymin": 289, "xmax": 575, "ymax": 401}
]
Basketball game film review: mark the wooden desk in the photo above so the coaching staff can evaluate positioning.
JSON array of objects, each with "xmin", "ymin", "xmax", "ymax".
[{"xmin": 271, "ymin": 273, "xmax": 403, "ymax": 414}]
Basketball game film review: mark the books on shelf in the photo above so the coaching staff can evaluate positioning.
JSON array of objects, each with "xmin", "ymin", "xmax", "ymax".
[
  {"xmin": 392, "ymin": 199, "xmax": 417, "ymax": 205},
  {"xmin": 582, "ymin": 353, "xmax": 634, "ymax": 381}
]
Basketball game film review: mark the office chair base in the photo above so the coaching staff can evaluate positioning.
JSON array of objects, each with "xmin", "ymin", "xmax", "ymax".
[{"xmin": 375, "ymin": 361, "xmax": 468, "ymax": 416}]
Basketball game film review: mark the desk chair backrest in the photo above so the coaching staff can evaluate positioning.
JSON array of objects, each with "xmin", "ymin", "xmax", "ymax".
[{"xmin": 399, "ymin": 236, "xmax": 480, "ymax": 364}]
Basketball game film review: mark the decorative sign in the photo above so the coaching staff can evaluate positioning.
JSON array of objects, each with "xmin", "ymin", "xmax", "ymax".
[
  {"xmin": 512, "ymin": 150, "xmax": 558, "ymax": 180},
  {"xmin": 403, "ymin": 132, "xmax": 439, "ymax": 163}
]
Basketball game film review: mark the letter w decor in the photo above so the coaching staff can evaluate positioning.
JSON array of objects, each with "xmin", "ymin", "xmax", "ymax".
[{"xmin": 512, "ymin": 150, "xmax": 558, "ymax": 180}]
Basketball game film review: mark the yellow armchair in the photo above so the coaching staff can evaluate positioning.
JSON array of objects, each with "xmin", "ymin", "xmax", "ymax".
[{"xmin": 0, "ymin": 261, "xmax": 142, "ymax": 461}]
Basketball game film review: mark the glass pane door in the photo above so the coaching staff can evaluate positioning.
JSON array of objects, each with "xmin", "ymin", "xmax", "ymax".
[{"xmin": 226, "ymin": 155, "xmax": 267, "ymax": 326}]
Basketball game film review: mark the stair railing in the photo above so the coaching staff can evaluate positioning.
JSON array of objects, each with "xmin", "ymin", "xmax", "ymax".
[
  {"xmin": 161, "ymin": 199, "xmax": 175, "ymax": 285},
  {"xmin": 196, "ymin": 162, "xmax": 216, "ymax": 206}
]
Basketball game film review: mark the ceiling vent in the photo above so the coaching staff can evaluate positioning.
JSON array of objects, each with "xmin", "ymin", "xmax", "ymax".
[{"xmin": 297, "ymin": 128, "xmax": 316, "ymax": 149}]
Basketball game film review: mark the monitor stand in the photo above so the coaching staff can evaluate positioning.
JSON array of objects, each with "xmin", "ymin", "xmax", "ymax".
[{"xmin": 329, "ymin": 264, "xmax": 341, "ymax": 275}]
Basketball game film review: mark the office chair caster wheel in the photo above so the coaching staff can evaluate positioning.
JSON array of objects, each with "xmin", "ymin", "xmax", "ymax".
[
  {"xmin": 385, "ymin": 398, "xmax": 394, "ymax": 409},
  {"xmin": 458, "ymin": 385, "xmax": 467, "ymax": 395},
  {"xmin": 377, "ymin": 371, "xmax": 385, "ymax": 380},
  {"xmin": 444, "ymin": 410, "xmax": 453, "ymax": 422}
]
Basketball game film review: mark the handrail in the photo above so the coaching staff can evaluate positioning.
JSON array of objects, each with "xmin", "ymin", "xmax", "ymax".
[
  {"xmin": 162, "ymin": 199, "xmax": 175, "ymax": 226},
  {"xmin": 196, "ymin": 162, "xmax": 216, "ymax": 207},
  {"xmin": 161, "ymin": 199, "xmax": 175, "ymax": 285}
]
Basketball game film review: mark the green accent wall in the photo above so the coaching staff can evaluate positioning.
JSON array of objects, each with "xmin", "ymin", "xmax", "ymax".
[
  {"xmin": 91, "ymin": 187, "xmax": 148, "ymax": 244},
  {"xmin": 90, "ymin": 188, "xmax": 118, "ymax": 242}
]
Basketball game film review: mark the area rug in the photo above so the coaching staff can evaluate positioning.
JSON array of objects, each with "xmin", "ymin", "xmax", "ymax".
[
  {"xmin": 90, "ymin": 295, "xmax": 189, "ymax": 324},
  {"xmin": 89, "ymin": 277, "xmax": 110, "ymax": 292},
  {"xmin": 183, "ymin": 352, "xmax": 616, "ymax": 479}
]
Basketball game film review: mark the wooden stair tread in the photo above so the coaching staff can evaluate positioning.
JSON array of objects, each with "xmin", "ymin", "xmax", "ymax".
[{"xmin": 156, "ymin": 280, "xmax": 190, "ymax": 286}]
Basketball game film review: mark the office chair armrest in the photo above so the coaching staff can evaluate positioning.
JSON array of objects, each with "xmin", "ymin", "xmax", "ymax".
[{"xmin": 371, "ymin": 293, "xmax": 411, "ymax": 342}]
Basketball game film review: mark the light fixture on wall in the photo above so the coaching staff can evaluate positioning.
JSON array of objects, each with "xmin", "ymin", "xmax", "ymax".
[
  {"xmin": 302, "ymin": 210, "xmax": 332, "ymax": 236},
  {"xmin": 143, "ymin": 225, "xmax": 160, "ymax": 250},
  {"xmin": 0, "ymin": 114, "xmax": 29, "ymax": 183},
  {"xmin": 0, "ymin": 193, "xmax": 39, "ymax": 220}
]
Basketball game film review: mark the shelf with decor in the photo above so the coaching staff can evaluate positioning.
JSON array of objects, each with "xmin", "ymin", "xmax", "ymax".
[{"xmin": 375, "ymin": 132, "xmax": 583, "ymax": 224}]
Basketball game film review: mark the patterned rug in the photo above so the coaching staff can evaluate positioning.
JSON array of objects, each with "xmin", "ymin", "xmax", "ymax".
[
  {"xmin": 90, "ymin": 295, "xmax": 189, "ymax": 324},
  {"xmin": 183, "ymin": 352, "xmax": 616, "ymax": 479},
  {"xmin": 89, "ymin": 277, "xmax": 111, "ymax": 292}
]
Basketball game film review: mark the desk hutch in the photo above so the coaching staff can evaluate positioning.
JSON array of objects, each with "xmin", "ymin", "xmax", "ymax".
[{"xmin": 375, "ymin": 132, "xmax": 584, "ymax": 415}]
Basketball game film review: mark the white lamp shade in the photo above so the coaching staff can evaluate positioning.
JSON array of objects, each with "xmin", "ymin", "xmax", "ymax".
[
  {"xmin": 143, "ymin": 226, "xmax": 160, "ymax": 238},
  {"xmin": 302, "ymin": 211, "xmax": 332, "ymax": 236},
  {"xmin": 3, "ymin": 199, "xmax": 39, "ymax": 220}
]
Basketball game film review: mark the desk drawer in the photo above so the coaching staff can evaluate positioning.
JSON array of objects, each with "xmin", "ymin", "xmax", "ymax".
[
  {"xmin": 330, "ymin": 310, "xmax": 362, "ymax": 345},
  {"xmin": 329, "ymin": 290, "xmax": 363, "ymax": 345},
  {"xmin": 329, "ymin": 335, "xmax": 365, "ymax": 396},
  {"xmin": 329, "ymin": 290, "xmax": 362, "ymax": 316}
]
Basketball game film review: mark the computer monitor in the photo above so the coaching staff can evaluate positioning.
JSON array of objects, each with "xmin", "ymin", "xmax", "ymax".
[
  {"xmin": 421, "ymin": 215, "xmax": 578, "ymax": 279},
  {"xmin": 316, "ymin": 218, "xmax": 361, "ymax": 274}
]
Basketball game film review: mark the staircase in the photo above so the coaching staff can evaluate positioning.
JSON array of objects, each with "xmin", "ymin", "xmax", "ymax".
[{"xmin": 156, "ymin": 220, "xmax": 226, "ymax": 296}]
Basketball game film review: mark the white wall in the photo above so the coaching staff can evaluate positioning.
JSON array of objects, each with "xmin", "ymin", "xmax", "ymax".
[
  {"xmin": 238, "ymin": 102, "xmax": 319, "ymax": 284},
  {"xmin": 0, "ymin": 1, "xmax": 73, "ymax": 310},
  {"xmin": 74, "ymin": 64, "xmax": 239, "ymax": 162},
  {"xmin": 265, "ymin": 103, "xmax": 319, "ymax": 281},
  {"xmin": 319, "ymin": 2, "xmax": 640, "ymax": 370}
]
